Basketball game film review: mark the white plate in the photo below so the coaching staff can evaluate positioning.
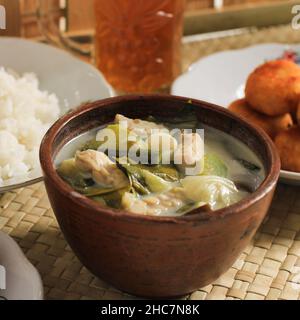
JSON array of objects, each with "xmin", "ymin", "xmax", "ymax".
[
  {"xmin": 0, "ymin": 37, "xmax": 114, "ymax": 193},
  {"xmin": 172, "ymin": 43, "xmax": 300, "ymax": 185},
  {"xmin": 0, "ymin": 231, "xmax": 43, "ymax": 300}
]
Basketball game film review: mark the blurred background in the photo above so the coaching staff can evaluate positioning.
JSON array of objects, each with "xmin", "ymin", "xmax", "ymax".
[{"xmin": 0, "ymin": 0, "xmax": 296, "ymax": 38}]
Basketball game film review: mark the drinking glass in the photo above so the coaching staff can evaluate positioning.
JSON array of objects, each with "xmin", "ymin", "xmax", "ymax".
[{"xmin": 37, "ymin": 0, "xmax": 185, "ymax": 93}]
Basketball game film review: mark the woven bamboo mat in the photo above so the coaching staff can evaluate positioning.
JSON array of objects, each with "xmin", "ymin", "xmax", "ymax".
[
  {"xmin": 0, "ymin": 183, "xmax": 300, "ymax": 300},
  {"xmin": 1, "ymin": 24, "xmax": 300, "ymax": 300}
]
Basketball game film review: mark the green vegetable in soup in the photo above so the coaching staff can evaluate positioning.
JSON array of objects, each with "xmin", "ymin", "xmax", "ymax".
[
  {"xmin": 130, "ymin": 174, "xmax": 150, "ymax": 195},
  {"xmin": 57, "ymin": 157, "xmax": 128, "ymax": 198},
  {"xmin": 56, "ymin": 114, "xmax": 263, "ymax": 217},
  {"xmin": 237, "ymin": 158, "xmax": 261, "ymax": 172},
  {"xmin": 141, "ymin": 170, "xmax": 172, "ymax": 193},
  {"xmin": 202, "ymin": 154, "xmax": 228, "ymax": 178},
  {"xmin": 92, "ymin": 186, "xmax": 131, "ymax": 208},
  {"xmin": 57, "ymin": 158, "xmax": 94, "ymax": 189},
  {"xmin": 132, "ymin": 164, "xmax": 180, "ymax": 182},
  {"xmin": 81, "ymin": 123, "xmax": 141, "ymax": 153},
  {"xmin": 81, "ymin": 139, "xmax": 102, "ymax": 152},
  {"xmin": 117, "ymin": 162, "xmax": 177, "ymax": 195},
  {"xmin": 118, "ymin": 163, "xmax": 150, "ymax": 195},
  {"xmin": 78, "ymin": 186, "xmax": 121, "ymax": 197},
  {"xmin": 181, "ymin": 175, "xmax": 242, "ymax": 211}
]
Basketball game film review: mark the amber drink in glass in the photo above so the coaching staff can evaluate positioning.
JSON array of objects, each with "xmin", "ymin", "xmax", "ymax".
[{"xmin": 94, "ymin": 0, "xmax": 185, "ymax": 93}]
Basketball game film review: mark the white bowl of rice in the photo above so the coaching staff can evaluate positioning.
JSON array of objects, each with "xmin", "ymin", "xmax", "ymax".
[{"xmin": 0, "ymin": 37, "xmax": 114, "ymax": 192}]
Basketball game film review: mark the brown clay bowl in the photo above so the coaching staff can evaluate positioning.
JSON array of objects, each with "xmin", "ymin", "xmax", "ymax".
[{"xmin": 40, "ymin": 95, "xmax": 280, "ymax": 298}]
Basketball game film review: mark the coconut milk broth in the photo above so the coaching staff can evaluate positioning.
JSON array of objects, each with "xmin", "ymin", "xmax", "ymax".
[
  {"xmin": 55, "ymin": 124, "xmax": 265, "ymax": 194},
  {"xmin": 203, "ymin": 125, "xmax": 265, "ymax": 192}
]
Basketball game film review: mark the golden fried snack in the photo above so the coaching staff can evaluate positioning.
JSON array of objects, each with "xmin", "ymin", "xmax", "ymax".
[
  {"xmin": 275, "ymin": 127, "xmax": 300, "ymax": 172},
  {"xmin": 245, "ymin": 60, "xmax": 300, "ymax": 116},
  {"xmin": 229, "ymin": 99, "xmax": 293, "ymax": 139}
]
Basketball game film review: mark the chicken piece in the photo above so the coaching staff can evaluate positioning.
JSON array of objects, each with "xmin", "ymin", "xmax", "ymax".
[
  {"xmin": 75, "ymin": 150, "xmax": 129, "ymax": 188},
  {"xmin": 245, "ymin": 60, "xmax": 300, "ymax": 116},
  {"xmin": 115, "ymin": 114, "xmax": 166, "ymax": 138},
  {"xmin": 274, "ymin": 127, "xmax": 300, "ymax": 172},
  {"xmin": 229, "ymin": 99, "xmax": 293, "ymax": 139},
  {"xmin": 173, "ymin": 133, "xmax": 204, "ymax": 175}
]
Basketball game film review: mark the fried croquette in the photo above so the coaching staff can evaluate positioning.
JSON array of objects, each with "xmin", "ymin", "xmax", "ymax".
[
  {"xmin": 245, "ymin": 60, "xmax": 300, "ymax": 116},
  {"xmin": 229, "ymin": 99, "xmax": 293, "ymax": 139},
  {"xmin": 275, "ymin": 127, "xmax": 300, "ymax": 172}
]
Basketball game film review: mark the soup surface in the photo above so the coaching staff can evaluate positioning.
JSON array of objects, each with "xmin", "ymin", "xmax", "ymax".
[{"xmin": 56, "ymin": 114, "xmax": 265, "ymax": 217}]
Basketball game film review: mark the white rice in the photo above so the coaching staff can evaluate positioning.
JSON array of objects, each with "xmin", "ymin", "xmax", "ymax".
[{"xmin": 0, "ymin": 67, "xmax": 60, "ymax": 186}]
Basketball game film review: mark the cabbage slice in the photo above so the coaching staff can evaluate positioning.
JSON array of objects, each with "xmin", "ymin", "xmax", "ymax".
[{"xmin": 181, "ymin": 175, "xmax": 246, "ymax": 211}]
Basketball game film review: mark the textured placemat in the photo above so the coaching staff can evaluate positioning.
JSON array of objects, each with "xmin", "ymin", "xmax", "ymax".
[
  {"xmin": 1, "ymin": 24, "xmax": 300, "ymax": 300},
  {"xmin": 0, "ymin": 183, "xmax": 299, "ymax": 300}
]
